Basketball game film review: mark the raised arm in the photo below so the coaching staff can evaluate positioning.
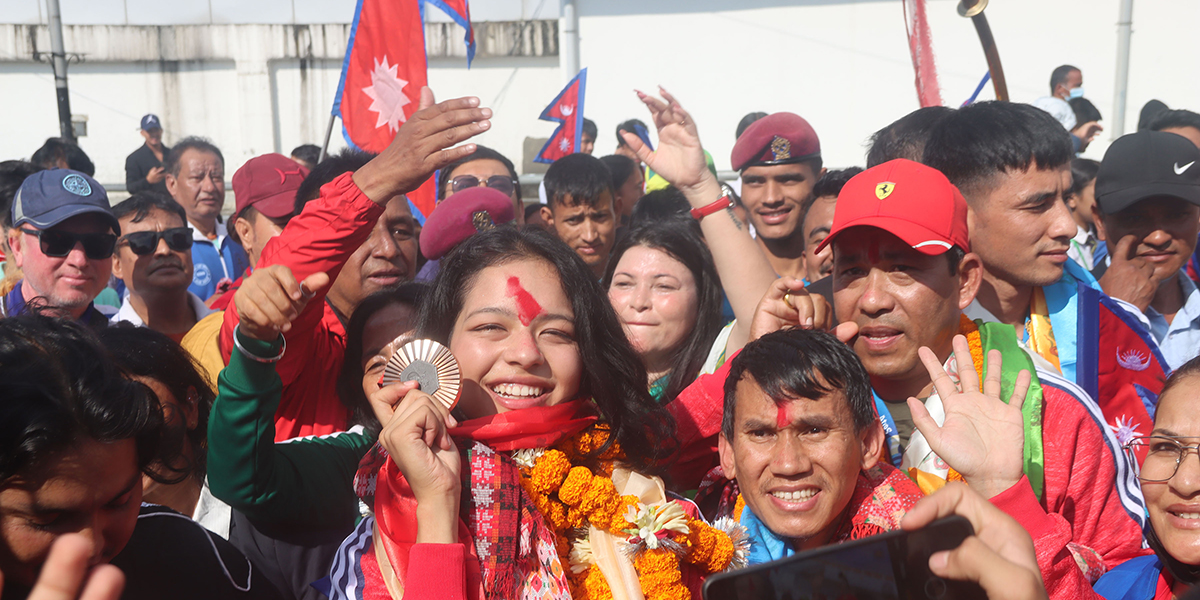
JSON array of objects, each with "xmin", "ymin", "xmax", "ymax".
[
  {"xmin": 621, "ymin": 88, "xmax": 776, "ymax": 355},
  {"xmin": 208, "ymin": 267, "xmax": 374, "ymax": 529}
]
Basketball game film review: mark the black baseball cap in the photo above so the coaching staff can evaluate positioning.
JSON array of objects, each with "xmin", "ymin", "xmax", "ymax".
[
  {"xmin": 1096, "ymin": 130, "xmax": 1200, "ymax": 213},
  {"xmin": 12, "ymin": 169, "xmax": 119, "ymax": 233}
]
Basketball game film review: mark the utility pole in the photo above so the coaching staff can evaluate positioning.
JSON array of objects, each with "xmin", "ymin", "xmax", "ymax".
[
  {"xmin": 560, "ymin": 0, "xmax": 579, "ymax": 83},
  {"xmin": 46, "ymin": 0, "xmax": 75, "ymax": 142},
  {"xmin": 1111, "ymin": 0, "xmax": 1134, "ymax": 138}
]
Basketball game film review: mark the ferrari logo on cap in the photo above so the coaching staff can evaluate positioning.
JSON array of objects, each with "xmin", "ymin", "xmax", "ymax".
[
  {"xmin": 770, "ymin": 136, "xmax": 791, "ymax": 162},
  {"xmin": 875, "ymin": 182, "xmax": 896, "ymax": 200}
]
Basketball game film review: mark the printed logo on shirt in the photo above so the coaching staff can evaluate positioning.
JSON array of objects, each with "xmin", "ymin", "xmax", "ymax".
[{"xmin": 193, "ymin": 263, "xmax": 212, "ymax": 287}]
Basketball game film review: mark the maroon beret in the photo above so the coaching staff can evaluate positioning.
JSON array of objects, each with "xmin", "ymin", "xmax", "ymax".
[
  {"xmin": 730, "ymin": 112, "xmax": 821, "ymax": 172},
  {"xmin": 419, "ymin": 186, "xmax": 516, "ymax": 260}
]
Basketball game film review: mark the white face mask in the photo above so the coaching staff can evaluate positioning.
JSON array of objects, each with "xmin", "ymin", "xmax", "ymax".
[{"xmin": 1069, "ymin": 87, "xmax": 1085, "ymax": 100}]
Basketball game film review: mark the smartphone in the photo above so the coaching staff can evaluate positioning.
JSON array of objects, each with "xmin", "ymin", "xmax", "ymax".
[{"xmin": 702, "ymin": 515, "xmax": 985, "ymax": 600}]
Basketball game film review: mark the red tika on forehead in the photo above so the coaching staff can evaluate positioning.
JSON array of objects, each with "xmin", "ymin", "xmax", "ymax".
[
  {"xmin": 777, "ymin": 402, "xmax": 791, "ymax": 429},
  {"xmin": 506, "ymin": 276, "xmax": 543, "ymax": 326}
]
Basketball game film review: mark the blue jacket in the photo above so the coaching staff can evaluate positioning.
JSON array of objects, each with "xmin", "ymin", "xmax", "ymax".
[{"xmin": 189, "ymin": 222, "xmax": 249, "ymax": 301}]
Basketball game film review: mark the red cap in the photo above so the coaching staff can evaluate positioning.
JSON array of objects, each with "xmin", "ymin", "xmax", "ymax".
[
  {"xmin": 730, "ymin": 112, "xmax": 821, "ymax": 172},
  {"xmin": 419, "ymin": 187, "xmax": 516, "ymax": 260},
  {"xmin": 816, "ymin": 159, "xmax": 969, "ymax": 256},
  {"xmin": 232, "ymin": 153, "xmax": 310, "ymax": 219}
]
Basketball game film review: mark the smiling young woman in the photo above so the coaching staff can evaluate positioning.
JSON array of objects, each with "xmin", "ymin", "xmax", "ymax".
[{"xmin": 327, "ymin": 227, "xmax": 749, "ymax": 600}]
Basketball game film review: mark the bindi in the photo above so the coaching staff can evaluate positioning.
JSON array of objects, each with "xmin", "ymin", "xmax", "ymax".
[
  {"xmin": 867, "ymin": 238, "xmax": 881, "ymax": 265},
  {"xmin": 776, "ymin": 401, "xmax": 791, "ymax": 430},
  {"xmin": 506, "ymin": 276, "xmax": 543, "ymax": 326}
]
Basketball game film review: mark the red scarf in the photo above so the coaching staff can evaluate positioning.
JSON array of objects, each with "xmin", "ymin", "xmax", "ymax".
[{"xmin": 357, "ymin": 400, "xmax": 598, "ymax": 599}]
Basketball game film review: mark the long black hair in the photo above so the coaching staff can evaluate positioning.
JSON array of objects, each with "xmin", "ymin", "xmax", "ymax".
[
  {"xmin": 98, "ymin": 325, "xmax": 214, "ymax": 485},
  {"xmin": 0, "ymin": 314, "xmax": 164, "ymax": 484},
  {"xmin": 416, "ymin": 226, "xmax": 676, "ymax": 472},
  {"xmin": 338, "ymin": 283, "xmax": 430, "ymax": 435},
  {"xmin": 602, "ymin": 218, "xmax": 724, "ymax": 404}
]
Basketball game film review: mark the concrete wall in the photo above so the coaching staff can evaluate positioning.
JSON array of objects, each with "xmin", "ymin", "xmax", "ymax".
[{"xmin": 1, "ymin": 0, "xmax": 1198, "ymax": 192}]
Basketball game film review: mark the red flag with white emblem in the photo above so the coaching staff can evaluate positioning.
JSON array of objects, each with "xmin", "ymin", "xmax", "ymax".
[
  {"xmin": 334, "ymin": 0, "xmax": 439, "ymax": 217},
  {"xmin": 335, "ymin": 0, "xmax": 427, "ymax": 154},
  {"xmin": 534, "ymin": 69, "xmax": 588, "ymax": 164}
]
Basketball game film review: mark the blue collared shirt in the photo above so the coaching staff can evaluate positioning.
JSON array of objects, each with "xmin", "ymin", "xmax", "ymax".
[{"xmin": 1136, "ymin": 274, "xmax": 1200, "ymax": 371}]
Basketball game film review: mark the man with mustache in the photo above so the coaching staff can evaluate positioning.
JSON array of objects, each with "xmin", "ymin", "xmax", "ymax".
[
  {"xmin": 820, "ymin": 159, "xmax": 1148, "ymax": 599},
  {"xmin": 164, "ymin": 137, "xmax": 250, "ymax": 302},
  {"xmin": 111, "ymin": 192, "xmax": 212, "ymax": 341},
  {"xmin": 923, "ymin": 101, "xmax": 1169, "ymax": 450},
  {"xmin": 216, "ymin": 90, "xmax": 489, "ymax": 441}
]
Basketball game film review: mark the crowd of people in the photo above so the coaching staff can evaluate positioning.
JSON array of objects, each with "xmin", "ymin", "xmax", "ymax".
[{"xmin": 2, "ymin": 63, "xmax": 1200, "ymax": 600}]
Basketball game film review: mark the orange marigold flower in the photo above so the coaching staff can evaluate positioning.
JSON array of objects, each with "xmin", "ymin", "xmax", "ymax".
[
  {"xmin": 559, "ymin": 466, "xmax": 594, "ymax": 506},
  {"xmin": 567, "ymin": 506, "xmax": 586, "ymax": 529},
  {"xmin": 542, "ymin": 499, "xmax": 569, "ymax": 531},
  {"xmin": 703, "ymin": 530, "xmax": 735, "ymax": 572},
  {"xmin": 579, "ymin": 477, "xmax": 617, "ymax": 516},
  {"xmin": 583, "ymin": 564, "xmax": 613, "ymax": 600},
  {"xmin": 531, "ymin": 449, "xmax": 572, "ymax": 494}
]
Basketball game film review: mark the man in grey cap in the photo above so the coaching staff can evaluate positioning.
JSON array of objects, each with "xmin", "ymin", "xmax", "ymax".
[
  {"xmin": 1094, "ymin": 130, "xmax": 1200, "ymax": 369},
  {"xmin": 4, "ymin": 169, "xmax": 119, "ymax": 328}
]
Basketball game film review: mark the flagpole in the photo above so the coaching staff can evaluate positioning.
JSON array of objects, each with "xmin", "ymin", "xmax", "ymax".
[
  {"xmin": 560, "ymin": 0, "xmax": 580, "ymax": 83},
  {"xmin": 319, "ymin": 113, "xmax": 336, "ymax": 163}
]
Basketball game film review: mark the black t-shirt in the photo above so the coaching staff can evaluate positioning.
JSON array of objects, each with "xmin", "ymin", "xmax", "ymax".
[{"xmin": 111, "ymin": 505, "xmax": 284, "ymax": 600}]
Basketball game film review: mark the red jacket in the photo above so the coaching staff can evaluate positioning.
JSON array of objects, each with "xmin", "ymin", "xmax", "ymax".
[
  {"xmin": 666, "ymin": 359, "xmax": 1150, "ymax": 600},
  {"xmin": 220, "ymin": 173, "xmax": 384, "ymax": 441},
  {"xmin": 991, "ymin": 370, "xmax": 1151, "ymax": 600}
]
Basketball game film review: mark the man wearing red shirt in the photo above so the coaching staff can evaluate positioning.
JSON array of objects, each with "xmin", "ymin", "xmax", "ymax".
[{"xmin": 219, "ymin": 89, "xmax": 493, "ymax": 440}]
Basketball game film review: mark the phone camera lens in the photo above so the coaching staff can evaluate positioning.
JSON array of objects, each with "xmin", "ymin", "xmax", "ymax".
[{"xmin": 924, "ymin": 577, "xmax": 947, "ymax": 598}]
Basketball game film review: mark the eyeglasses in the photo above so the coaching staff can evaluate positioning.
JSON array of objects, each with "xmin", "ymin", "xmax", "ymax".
[
  {"xmin": 1124, "ymin": 436, "xmax": 1200, "ymax": 482},
  {"xmin": 19, "ymin": 228, "xmax": 117, "ymax": 260},
  {"xmin": 449, "ymin": 174, "xmax": 518, "ymax": 198},
  {"xmin": 117, "ymin": 227, "xmax": 194, "ymax": 256}
]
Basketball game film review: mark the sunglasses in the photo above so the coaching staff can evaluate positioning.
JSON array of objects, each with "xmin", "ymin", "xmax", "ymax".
[
  {"xmin": 20, "ymin": 228, "xmax": 118, "ymax": 260},
  {"xmin": 118, "ymin": 227, "xmax": 194, "ymax": 256},
  {"xmin": 449, "ymin": 174, "xmax": 517, "ymax": 197}
]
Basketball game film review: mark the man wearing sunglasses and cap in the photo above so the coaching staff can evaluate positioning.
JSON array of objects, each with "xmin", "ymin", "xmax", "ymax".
[
  {"xmin": 110, "ymin": 192, "xmax": 213, "ymax": 340},
  {"xmin": 3, "ymin": 169, "xmax": 119, "ymax": 328}
]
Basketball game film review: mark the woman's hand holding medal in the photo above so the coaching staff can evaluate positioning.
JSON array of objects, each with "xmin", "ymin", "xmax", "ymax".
[{"xmin": 378, "ymin": 381, "xmax": 462, "ymax": 545}]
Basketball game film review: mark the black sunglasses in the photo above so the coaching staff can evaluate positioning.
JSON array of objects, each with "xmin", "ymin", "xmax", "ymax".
[
  {"xmin": 20, "ymin": 228, "xmax": 117, "ymax": 260},
  {"xmin": 449, "ymin": 174, "xmax": 517, "ymax": 197},
  {"xmin": 118, "ymin": 227, "xmax": 194, "ymax": 256}
]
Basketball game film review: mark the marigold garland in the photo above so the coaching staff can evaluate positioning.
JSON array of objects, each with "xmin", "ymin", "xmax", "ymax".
[
  {"xmin": 516, "ymin": 424, "xmax": 743, "ymax": 600},
  {"xmin": 959, "ymin": 315, "xmax": 985, "ymax": 376}
]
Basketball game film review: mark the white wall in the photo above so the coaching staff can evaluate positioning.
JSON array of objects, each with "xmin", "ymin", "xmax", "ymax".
[
  {"xmin": 575, "ymin": 0, "xmax": 1200, "ymax": 171},
  {"xmin": 2, "ymin": 0, "xmax": 1198, "ymax": 191}
]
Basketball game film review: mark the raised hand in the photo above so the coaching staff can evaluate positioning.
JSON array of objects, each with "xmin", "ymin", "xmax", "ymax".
[
  {"xmin": 901, "ymin": 482, "xmax": 1047, "ymax": 600},
  {"xmin": 621, "ymin": 87, "xmax": 711, "ymax": 193},
  {"xmin": 1098, "ymin": 234, "xmax": 1163, "ymax": 312},
  {"xmin": 749, "ymin": 277, "xmax": 832, "ymax": 341},
  {"xmin": 908, "ymin": 335, "xmax": 1031, "ymax": 499},
  {"xmin": 379, "ymin": 384, "xmax": 462, "ymax": 544},
  {"xmin": 353, "ymin": 87, "xmax": 492, "ymax": 204},
  {"xmin": 233, "ymin": 265, "xmax": 330, "ymax": 341},
  {"xmin": 1, "ymin": 533, "xmax": 126, "ymax": 600}
]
